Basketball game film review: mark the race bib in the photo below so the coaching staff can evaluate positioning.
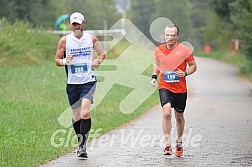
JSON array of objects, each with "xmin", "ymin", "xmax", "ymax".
[
  {"xmin": 164, "ymin": 71, "xmax": 180, "ymax": 83},
  {"xmin": 71, "ymin": 64, "xmax": 88, "ymax": 75}
]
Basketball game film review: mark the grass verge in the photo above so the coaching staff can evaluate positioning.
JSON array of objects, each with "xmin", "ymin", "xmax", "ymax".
[
  {"xmin": 197, "ymin": 51, "xmax": 252, "ymax": 80},
  {"xmin": 0, "ymin": 46, "xmax": 159, "ymax": 167}
]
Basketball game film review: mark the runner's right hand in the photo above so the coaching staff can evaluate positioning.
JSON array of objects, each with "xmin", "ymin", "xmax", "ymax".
[
  {"xmin": 66, "ymin": 54, "xmax": 74, "ymax": 63},
  {"xmin": 151, "ymin": 79, "xmax": 157, "ymax": 87}
]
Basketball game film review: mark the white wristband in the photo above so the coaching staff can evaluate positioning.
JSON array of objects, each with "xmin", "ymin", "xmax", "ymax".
[{"xmin": 62, "ymin": 58, "xmax": 67, "ymax": 65}]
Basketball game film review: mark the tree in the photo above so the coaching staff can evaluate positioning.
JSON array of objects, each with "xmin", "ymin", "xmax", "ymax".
[
  {"xmin": 153, "ymin": 0, "xmax": 193, "ymax": 42},
  {"xmin": 51, "ymin": 0, "xmax": 121, "ymax": 30},
  {"xmin": 230, "ymin": 0, "xmax": 252, "ymax": 61},
  {"xmin": 128, "ymin": 0, "xmax": 194, "ymax": 45},
  {"xmin": 0, "ymin": 0, "xmax": 55, "ymax": 27},
  {"xmin": 0, "ymin": 0, "xmax": 18, "ymax": 22},
  {"xmin": 0, "ymin": 0, "xmax": 120, "ymax": 29},
  {"xmin": 189, "ymin": 0, "xmax": 211, "ymax": 48},
  {"xmin": 202, "ymin": 0, "xmax": 236, "ymax": 50},
  {"xmin": 209, "ymin": 0, "xmax": 235, "ymax": 22},
  {"xmin": 128, "ymin": 0, "xmax": 156, "ymax": 40}
]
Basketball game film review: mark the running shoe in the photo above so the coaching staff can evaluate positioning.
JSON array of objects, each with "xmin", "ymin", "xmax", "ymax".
[
  {"xmin": 175, "ymin": 141, "xmax": 183, "ymax": 157},
  {"xmin": 163, "ymin": 145, "xmax": 172, "ymax": 155},
  {"xmin": 77, "ymin": 145, "xmax": 88, "ymax": 158}
]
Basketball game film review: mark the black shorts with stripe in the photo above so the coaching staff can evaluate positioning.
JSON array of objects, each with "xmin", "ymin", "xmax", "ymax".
[
  {"xmin": 159, "ymin": 88, "xmax": 187, "ymax": 113},
  {"xmin": 66, "ymin": 81, "xmax": 96, "ymax": 109}
]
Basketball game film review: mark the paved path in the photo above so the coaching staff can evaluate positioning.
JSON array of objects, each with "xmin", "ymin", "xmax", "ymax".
[{"xmin": 42, "ymin": 57, "xmax": 252, "ymax": 167}]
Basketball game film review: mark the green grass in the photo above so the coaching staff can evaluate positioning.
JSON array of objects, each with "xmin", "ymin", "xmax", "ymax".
[
  {"xmin": 0, "ymin": 41, "xmax": 159, "ymax": 167},
  {"xmin": 0, "ymin": 19, "xmax": 159, "ymax": 166},
  {"xmin": 0, "ymin": 60, "xmax": 159, "ymax": 167},
  {"xmin": 0, "ymin": 62, "xmax": 70, "ymax": 166},
  {"xmin": 197, "ymin": 51, "xmax": 252, "ymax": 80}
]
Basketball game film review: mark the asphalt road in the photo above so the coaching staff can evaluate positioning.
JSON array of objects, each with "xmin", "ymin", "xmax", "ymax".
[{"xmin": 41, "ymin": 57, "xmax": 252, "ymax": 167}]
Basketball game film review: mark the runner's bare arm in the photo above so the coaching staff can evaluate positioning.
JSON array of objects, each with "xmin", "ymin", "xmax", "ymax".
[
  {"xmin": 185, "ymin": 60, "xmax": 197, "ymax": 76},
  {"xmin": 55, "ymin": 37, "xmax": 66, "ymax": 66},
  {"xmin": 153, "ymin": 49, "xmax": 161, "ymax": 76},
  {"xmin": 151, "ymin": 52, "xmax": 160, "ymax": 86},
  {"xmin": 152, "ymin": 65, "xmax": 160, "ymax": 76},
  {"xmin": 92, "ymin": 35, "xmax": 105, "ymax": 68}
]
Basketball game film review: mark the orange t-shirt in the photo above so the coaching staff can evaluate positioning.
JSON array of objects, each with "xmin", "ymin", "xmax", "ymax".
[{"xmin": 155, "ymin": 43, "xmax": 194, "ymax": 93}]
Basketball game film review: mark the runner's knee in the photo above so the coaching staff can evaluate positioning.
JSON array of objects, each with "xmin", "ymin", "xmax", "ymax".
[
  {"xmin": 163, "ymin": 110, "xmax": 171, "ymax": 119},
  {"xmin": 175, "ymin": 113, "xmax": 184, "ymax": 122},
  {"xmin": 163, "ymin": 103, "xmax": 172, "ymax": 118},
  {"xmin": 81, "ymin": 111, "xmax": 90, "ymax": 119}
]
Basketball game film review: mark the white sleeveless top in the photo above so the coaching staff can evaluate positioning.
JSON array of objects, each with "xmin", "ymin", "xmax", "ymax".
[{"xmin": 65, "ymin": 32, "xmax": 96, "ymax": 84}]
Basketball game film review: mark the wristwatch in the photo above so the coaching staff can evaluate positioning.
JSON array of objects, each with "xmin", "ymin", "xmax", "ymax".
[
  {"xmin": 152, "ymin": 74, "xmax": 157, "ymax": 80},
  {"xmin": 184, "ymin": 71, "xmax": 188, "ymax": 76}
]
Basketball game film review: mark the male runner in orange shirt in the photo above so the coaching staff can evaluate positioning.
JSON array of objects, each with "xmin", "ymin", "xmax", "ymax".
[{"xmin": 151, "ymin": 25, "xmax": 197, "ymax": 157}]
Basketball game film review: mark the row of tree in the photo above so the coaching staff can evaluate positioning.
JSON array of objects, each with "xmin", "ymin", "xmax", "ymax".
[
  {"xmin": 205, "ymin": 0, "xmax": 252, "ymax": 62},
  {"xmin": 0, "ymin": 0, "xmax": 122, "ymax": 30},
  {"xmin": 0, "ymin": 0, "xmax": 252, "ymax": 61}
]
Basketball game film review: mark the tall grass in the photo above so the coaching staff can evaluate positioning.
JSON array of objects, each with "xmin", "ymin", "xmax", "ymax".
[{"xmin": 0, "ymin": 18, "xmax": 58, "ymax": 66}]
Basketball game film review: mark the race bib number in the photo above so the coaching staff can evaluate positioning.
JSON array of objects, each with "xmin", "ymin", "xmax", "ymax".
[
  {"xmin": 164, "ymin": 71, "xmax": 179, "ymax": 83},
  {"xmin": 71, "ymin": 64, "xmax": 88, "ymax": 74}
]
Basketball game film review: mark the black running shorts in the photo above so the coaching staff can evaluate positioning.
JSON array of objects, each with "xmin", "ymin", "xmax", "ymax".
[
  {"xmin": 159, "ymin": 88, "xmax": 187, "ymax": 113},
  {"xmin": 66, "ymin": 81, "xmax": 96, "ymax": 109}
]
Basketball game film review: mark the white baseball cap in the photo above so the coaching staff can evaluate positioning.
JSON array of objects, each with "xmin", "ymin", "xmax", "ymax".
[{"xmin": 70, "ymin": 12, "xmax": 85, "ymax": 24}]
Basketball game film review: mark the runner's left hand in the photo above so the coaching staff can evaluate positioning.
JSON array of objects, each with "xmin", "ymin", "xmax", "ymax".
[{"xmin": 92, "ymin": 60, "xmax": 101, "ymax": 68}]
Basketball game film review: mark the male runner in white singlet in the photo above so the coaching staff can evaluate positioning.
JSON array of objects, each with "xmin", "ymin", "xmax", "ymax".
[{"xmin": 55, "ymin": 12, "xmax": 105, "ymax": 158}]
